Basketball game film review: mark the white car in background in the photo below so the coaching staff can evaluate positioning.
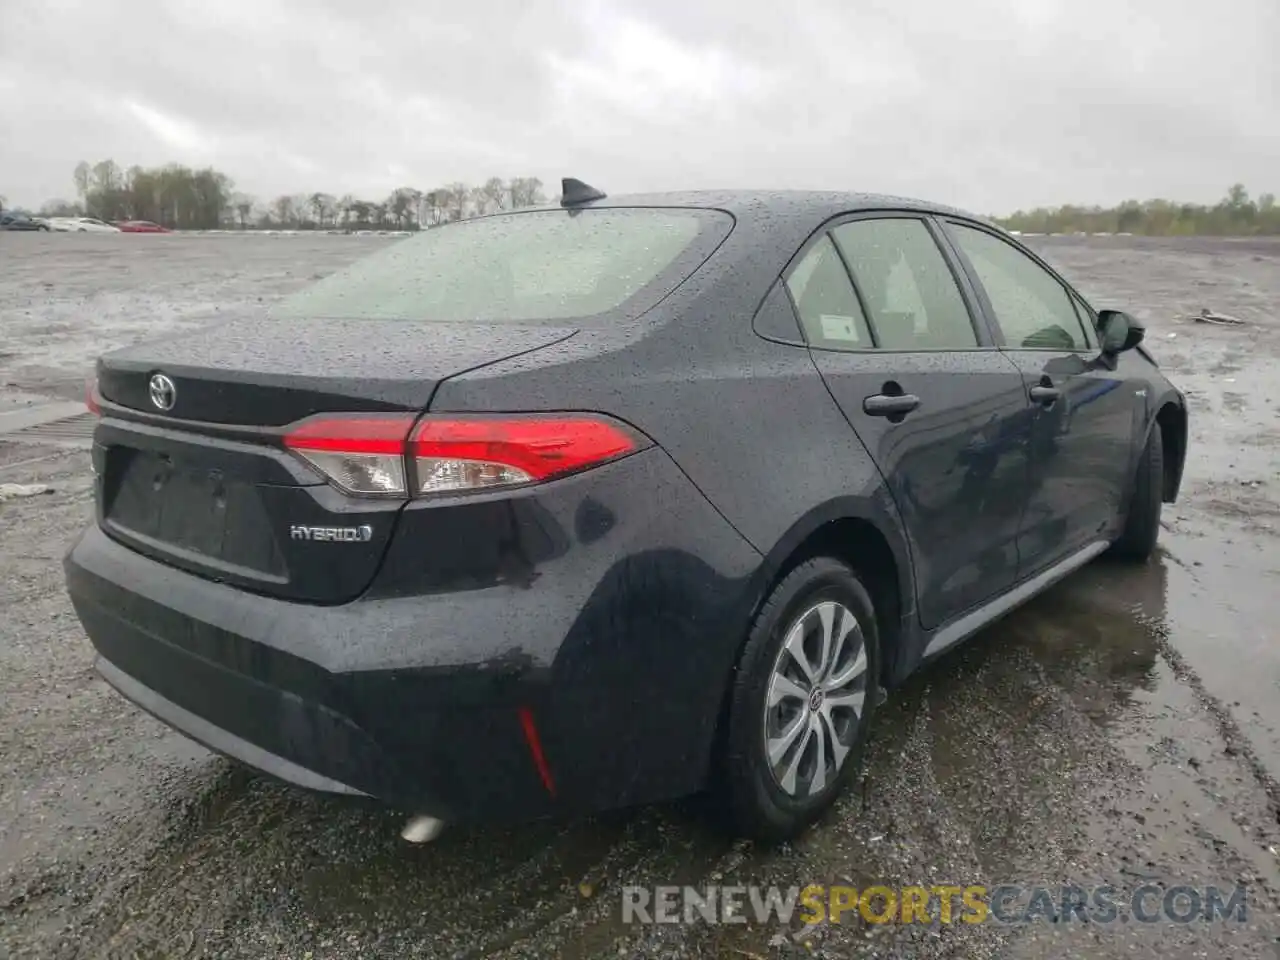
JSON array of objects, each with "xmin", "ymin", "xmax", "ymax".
[{"xmin": 48, "ymin": 217, "xmax": 121, "ymax": 233}]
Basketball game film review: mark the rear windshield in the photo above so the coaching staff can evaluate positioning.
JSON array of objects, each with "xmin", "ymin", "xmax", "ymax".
[{"xmin": 272, "ymin": 207, "xmax": 733, "ymax": 323}]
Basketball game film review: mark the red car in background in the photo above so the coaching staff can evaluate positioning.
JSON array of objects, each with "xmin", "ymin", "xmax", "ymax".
[{"xmin": 115, "ymin": 221, "xmax": 172, "ymax": 233}]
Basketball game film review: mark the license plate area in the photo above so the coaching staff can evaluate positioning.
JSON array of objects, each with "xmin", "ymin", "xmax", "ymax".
[{"xmin": 103, "ymin": 447, "xmax": 287, "ymax": 578}]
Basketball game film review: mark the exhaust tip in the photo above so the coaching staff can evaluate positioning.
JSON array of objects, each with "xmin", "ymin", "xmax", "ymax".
[{"xmin": 401, "ymin": 815, "xmax": 447, "ymax": 844}]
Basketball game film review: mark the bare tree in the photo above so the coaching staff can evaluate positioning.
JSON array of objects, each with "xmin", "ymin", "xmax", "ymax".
[
  {"xmin": 72, "ymin": 162, "xmax": 91, "ymax": 199},
  {"xmin": 271, "ymin": 195, "xmax": 296, "ymax": 227},
  {"xmin": 508, "ymin": 177, "xmax": 545, "ymax": 209},
  {"xmin": 337, "ymin": 194, "xmax": 356, "ymax": 228},
  {"xmin": 473, "ymin": 177, "xmax": 509, "ymax": 216},
  {"xmin": 422, "ymin": 190, "xmax": 447, "ymax": 226},
  {"xmin": 387, "ymin": 187, "xmax": 417, "ymax": 228},
  {"xmin": 347, "ymin": 200, "xmax": 372, "ymax": 228},
  {"xmin": 405, "ymin": 188, "xmax": 423, "ymax": 229},
  {"xmin": 232, "ymin": 193, "xmax": 254, "ymax": 229},
  {"xmin": 442, "ymin": 182, "xmax": 470, "ymax": 222},
  {"xmin": 91, "ymin": 160, "xmax": 123, "ymax": 194},
  {"xmin": 304, "ymin": 192, "xmax": 335, "ymax": 228}
]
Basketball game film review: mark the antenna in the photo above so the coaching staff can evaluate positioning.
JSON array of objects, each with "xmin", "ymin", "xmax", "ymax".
[{"xmin": 560, "ymin": 178, "xmax": 607, "ymax": 207}]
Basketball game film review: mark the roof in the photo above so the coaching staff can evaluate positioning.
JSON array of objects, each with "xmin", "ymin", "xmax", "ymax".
[{"xmin": 526, "ymin": 188, "xmax": 987, "ymax": 229}]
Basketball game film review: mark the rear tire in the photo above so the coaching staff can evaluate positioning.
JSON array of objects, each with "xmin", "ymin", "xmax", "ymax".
[
  {"xmin": 1110, "ymin": 425, "xmax": 1163, "ymax": 561},
  {"xmin": 719, "ymin": 557, "xmax": 879, "ymax": 843}
]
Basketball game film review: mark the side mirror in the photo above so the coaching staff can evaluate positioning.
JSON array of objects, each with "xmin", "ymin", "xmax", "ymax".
[{"xmin": 1097, "ymin": 310, "xmax": 1144, "ymax": 355}]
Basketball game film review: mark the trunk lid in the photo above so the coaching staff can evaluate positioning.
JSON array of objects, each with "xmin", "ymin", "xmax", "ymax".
[
  {"xmin": 97, "ymin": 315, "xmax": 576, "ymax": 425},
  {"xmin": 93, "ymin": 316, "xmax": 577, "ymax": 603}
]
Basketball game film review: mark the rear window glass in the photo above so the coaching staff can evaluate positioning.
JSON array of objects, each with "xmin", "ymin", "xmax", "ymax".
[{"xmin": 272, "ymin": 207, "xmax": 732, "ymax": 323}]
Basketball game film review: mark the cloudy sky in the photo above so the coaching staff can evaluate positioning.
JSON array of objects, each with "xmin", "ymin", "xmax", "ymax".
[{"xmin": 1, "ymin": 0, "xmax": 1276, "ymax": 214}]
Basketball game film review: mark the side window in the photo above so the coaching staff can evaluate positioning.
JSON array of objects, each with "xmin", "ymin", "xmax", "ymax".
[
  {"xmin": 948, "ymin": 223, "xmax": 1090, "ymax": 351},
  {"xmin": 784, "ymin": 234, "xmax": 872, "ymax": 349},
  {"xmin": 832, "ymin": 218, "xmax": 978, "ymax": 350}
]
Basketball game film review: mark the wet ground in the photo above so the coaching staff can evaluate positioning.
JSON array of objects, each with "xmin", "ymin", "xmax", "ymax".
[{"xmin": 1, "ymin": 232, "xmax": 1278, "ymax": 959}]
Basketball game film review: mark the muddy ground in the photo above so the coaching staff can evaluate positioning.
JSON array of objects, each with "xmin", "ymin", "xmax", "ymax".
[{"xmin": 1, "ymin": 232, "xmax": 1278, "ymax": 959}]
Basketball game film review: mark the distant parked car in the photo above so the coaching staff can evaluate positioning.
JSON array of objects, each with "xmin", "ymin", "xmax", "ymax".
[
  {"xmin": 115, "ymin": 220, "xmax": 172, "ymax": 233},
  {"xmin": 1, "ymin": 211, "xmax": 47, "ymax": 230},
  {"xmin": 0, "ymin": 212, "xmax": 49, "ymax": 231},
  {"xmin": 49, "ymin": 217, "xmax": 121, "ymax": 233}
]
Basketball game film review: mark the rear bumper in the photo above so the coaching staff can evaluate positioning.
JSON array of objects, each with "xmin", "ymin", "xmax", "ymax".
[
  {"xmin": 65, "ymin": 447, "xmax": 762, "ymax": 822},
  {"xmin": 67, "ymin": 525, "xmax": 466, "ymax": 814},
  {"xmin": 96, "ymin": 657, "xmax": 370, "ymax": 796}
]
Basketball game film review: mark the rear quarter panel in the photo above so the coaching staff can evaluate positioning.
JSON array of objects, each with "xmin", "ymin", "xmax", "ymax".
[{"xmin": 430, "ymin": 222, "xmax": 917, "ymax": 649}]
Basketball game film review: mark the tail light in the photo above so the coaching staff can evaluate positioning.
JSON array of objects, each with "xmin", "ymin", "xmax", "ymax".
[
  {"xmin": 409, "ymin": 416, "xmax": 641, "ymax": 494},
  {"xmin": 86, "ymin": 378, "xmax": 101, "ymax": 416},
  {"xmin": 283, "ymin": 415, "xmax": 413, "ymax": 497},
  {"xmin": 282, "ymin": 413, "xmax": 645, "ymax": 498}
]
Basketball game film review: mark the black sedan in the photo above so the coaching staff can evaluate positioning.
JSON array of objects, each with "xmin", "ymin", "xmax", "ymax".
[
  {"xmin": 64, "ymin": 180, "xmax": 1188, "ymax": 842},
  {"xmin": 1, "ymin": 212, "xmax": 49, "ymax": 230}
]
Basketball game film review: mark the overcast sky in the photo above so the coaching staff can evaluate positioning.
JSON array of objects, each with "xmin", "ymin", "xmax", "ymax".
[{"xmin": 2, "ymin": 0, "xmax": 1277, "ymax": 214}]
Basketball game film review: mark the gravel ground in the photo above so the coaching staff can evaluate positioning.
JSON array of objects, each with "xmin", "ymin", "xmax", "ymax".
[{"xmin": 1, "ymin": 232, "xmax": 1279, "ymax": 959}]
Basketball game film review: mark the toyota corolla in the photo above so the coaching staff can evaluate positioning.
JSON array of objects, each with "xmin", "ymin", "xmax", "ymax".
[{"xmin": 64, "ymin": 179, "xmax": 1188, "ymax": 842}]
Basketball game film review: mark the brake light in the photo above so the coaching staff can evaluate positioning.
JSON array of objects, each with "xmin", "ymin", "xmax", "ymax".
[
  {"xmin": 86, "ymin": 379, "xmax": 101, "ymax": 416},
  {"xmin": 281, "ymin": 413, "xmax": 643, "ymax": 498},
  {"xmin": 283, "ymin": 414, "xmax": 415, "ymax": 496},
  {"xmin": 409, "ymin": 415, "xmax": 642, "ymax": 495}
]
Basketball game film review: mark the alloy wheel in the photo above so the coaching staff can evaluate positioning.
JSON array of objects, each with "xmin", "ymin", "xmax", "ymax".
[{"xmin": 762, "ymin": 600, "xmax": 868, "ymax": 798}]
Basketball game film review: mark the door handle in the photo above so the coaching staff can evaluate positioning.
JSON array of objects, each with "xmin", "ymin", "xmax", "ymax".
[
  {"xmin": 863, "ymin": 393, "xmax": 921, "ymax": 417},
  {"xmin": 1029, "ymin": 385, "xmax": 1060, "ymax": 405}
]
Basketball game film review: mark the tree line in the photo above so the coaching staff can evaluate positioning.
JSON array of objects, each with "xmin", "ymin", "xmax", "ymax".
[
  {"xmin": 9, "ymin": 165, "xmax": 1280, "ymax": 237},
  {"xmin": 28, "ymin": 160, "xmax": 548, "ymax": 230},
  {"xmin": 993, "ymin": 184, "xmax": 1280, "ymax": 236}
]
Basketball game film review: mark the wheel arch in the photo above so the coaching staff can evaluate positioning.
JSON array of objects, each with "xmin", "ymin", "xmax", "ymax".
[
  {"xmin": 1155, "ymin": 400, "xmax": 1187, "ymax": 503},
  {"xmin": 704, "ymin": 497, "xmax": 914, "ymax": 795},
  {"xmin": 1146, "ymin": 391, "xmax": 1187, "ymax": 504},
  {"xmin": 742, "ymin": 498, "xmax": 915, "ymax": 694}
]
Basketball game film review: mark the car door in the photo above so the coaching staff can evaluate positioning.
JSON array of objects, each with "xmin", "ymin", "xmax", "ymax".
[
  {"xmin": 941, "ymin": 220, "xmax": 1138, "ymax": 573},
  {"xmin": 785, "ymin": 213, "xmax": 1033, "ymax": 631}
]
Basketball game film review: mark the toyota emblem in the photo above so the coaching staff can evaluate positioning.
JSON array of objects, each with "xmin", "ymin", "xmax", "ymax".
[{"xmin": 148, "ymin": 373, "xmax": 176, "ymax": 412}]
